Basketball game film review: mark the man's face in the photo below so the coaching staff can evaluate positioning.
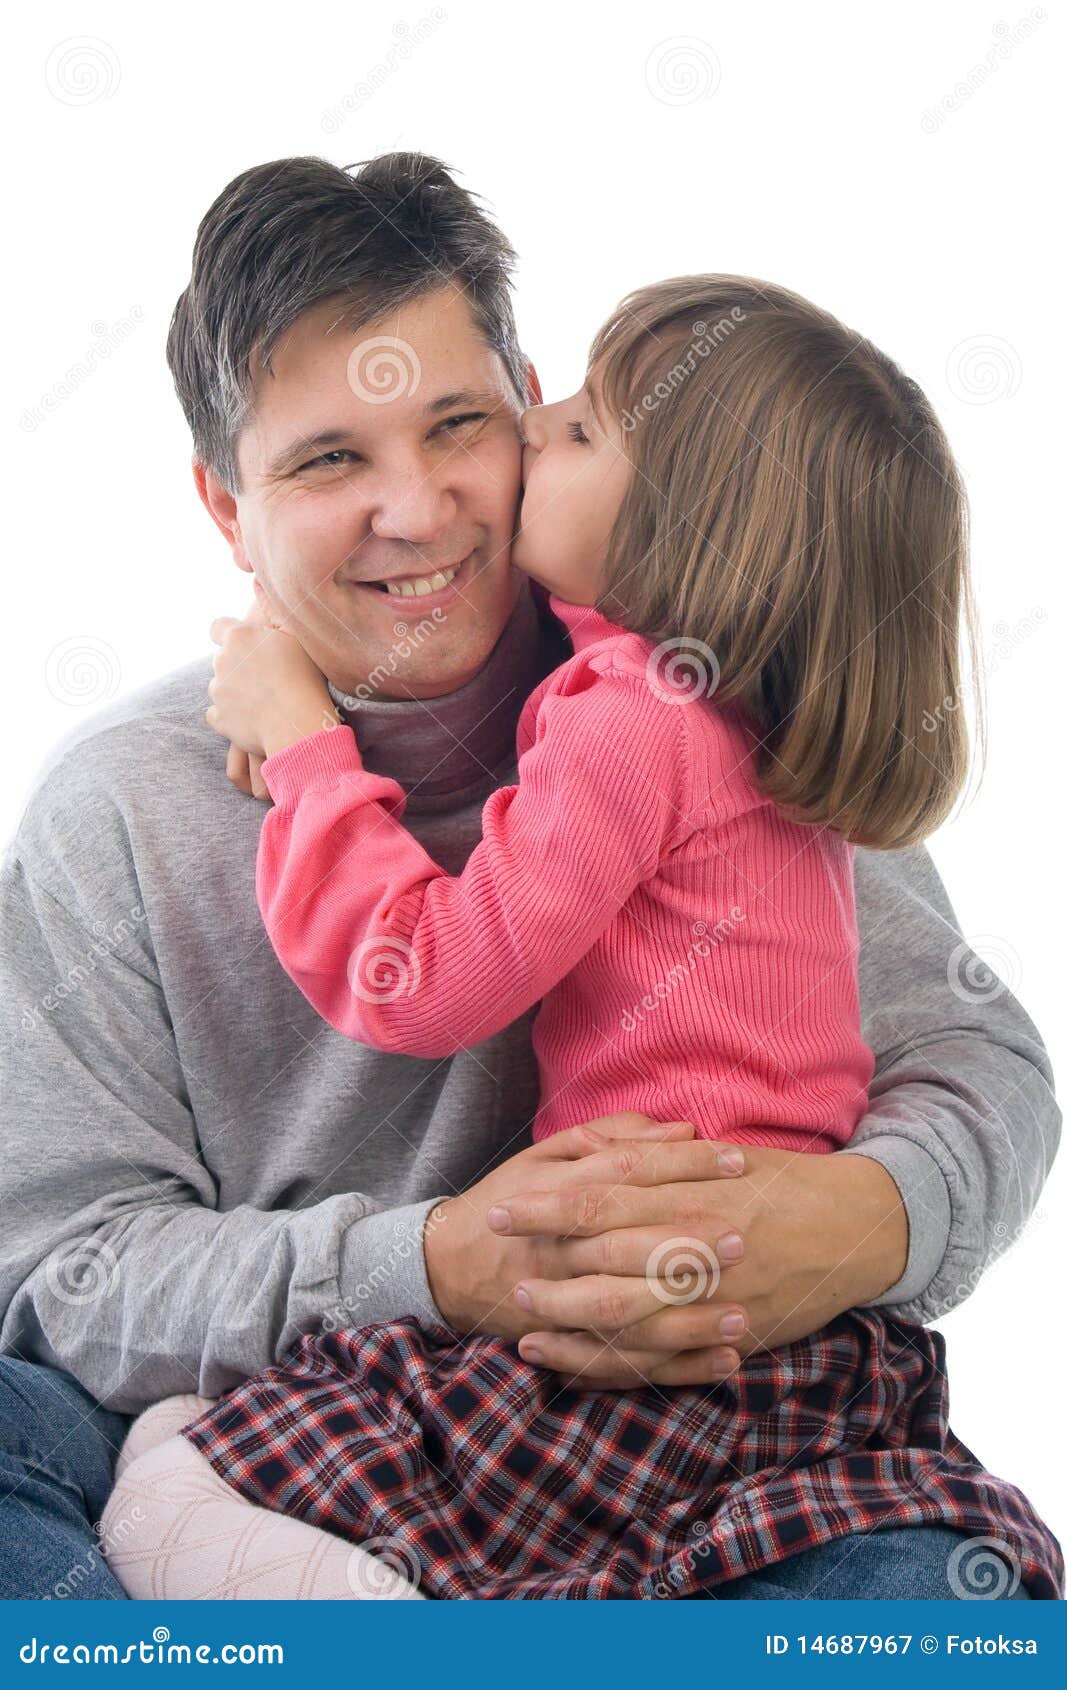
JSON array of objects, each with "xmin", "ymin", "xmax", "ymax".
[{"xmin": 217, "ymin": 287, "xmax": 525, "ymax": 698}]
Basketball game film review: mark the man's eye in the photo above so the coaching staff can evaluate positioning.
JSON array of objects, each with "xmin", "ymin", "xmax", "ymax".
[
  {"xmin": 435, "ymin": 412, "xmax": 487, "ymax": 436},
  {"xmin": 567, "ymin": 421, "xmax": 590, "ymax": 445},
  {"xmin": 297, "ymin": 450, "xmax": 357, "ymax": 472}
]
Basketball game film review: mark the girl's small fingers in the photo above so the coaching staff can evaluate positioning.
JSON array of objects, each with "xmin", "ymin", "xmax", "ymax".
[
  {"xmin": 226, "ymin": 743, "xmax": 252, "ymax": 796},
  {"xmin": 249, "ymin": 755, "xmax": 270, "ymax": 800},
  {"xmin": 208, "ymin": 616, "xmax": 239, "ymax": 646}
]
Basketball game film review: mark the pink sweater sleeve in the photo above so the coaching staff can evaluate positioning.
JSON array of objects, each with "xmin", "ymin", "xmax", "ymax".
[{"xmin": 256, "ymin": 670, "xmax": 693, "ymax": 1056}]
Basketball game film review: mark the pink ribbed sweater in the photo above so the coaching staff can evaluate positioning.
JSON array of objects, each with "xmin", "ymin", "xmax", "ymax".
[{"xmin": 257, "ymin": 599, "xmax": 873, "ymax": 1151}]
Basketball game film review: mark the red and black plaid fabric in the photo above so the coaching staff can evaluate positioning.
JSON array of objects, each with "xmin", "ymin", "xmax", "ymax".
[{"xmin": 182, "ymin": 1311, "xmax": 1063, "ymax": 1599}]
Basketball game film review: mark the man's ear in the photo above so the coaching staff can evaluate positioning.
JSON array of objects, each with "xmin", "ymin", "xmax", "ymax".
[
  {"xmin": 191, "ymin": 458, "xmax": 254, "ymax": 576},
  {"xmin": 525, "ymin": 359, "xmax": 543, "ymax": 406}
]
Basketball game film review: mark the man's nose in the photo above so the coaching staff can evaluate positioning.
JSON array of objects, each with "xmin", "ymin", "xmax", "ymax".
[{"xmin": 369, "ymin": 466, "xmax": 456, "ymax": 544}]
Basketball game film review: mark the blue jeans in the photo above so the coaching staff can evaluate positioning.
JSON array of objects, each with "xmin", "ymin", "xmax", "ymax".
[
  {"xmin": 0, "ymin": 1356, "xmax": 131, "ymax": 1600},
  {"xmin": 0, "ymin": 1358, "xmax": 1034, "ymax": 1601},
  {"xmin": 690, "ymin": 1527, "xmax": 1032, "ymax": 1599}
]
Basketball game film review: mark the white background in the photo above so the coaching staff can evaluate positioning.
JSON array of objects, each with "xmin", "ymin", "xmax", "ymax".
[{"xmin": 6, "ymin": 2, "xmax": 1064, "ymax": 1549}]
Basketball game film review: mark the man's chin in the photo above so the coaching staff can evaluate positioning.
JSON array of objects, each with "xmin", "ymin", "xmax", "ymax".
[{"xmin": 326, "ymin": 619, "xmax": 510, "ymax": 705}]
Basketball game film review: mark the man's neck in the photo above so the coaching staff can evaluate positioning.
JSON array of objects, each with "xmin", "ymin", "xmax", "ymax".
[{"xmin": 325, "ymin": 581, "xmax": 565, "ymax": 811}]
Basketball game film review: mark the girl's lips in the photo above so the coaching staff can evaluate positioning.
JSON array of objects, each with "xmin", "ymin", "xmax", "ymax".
[{"xmin": 346, "ymin": 548, "xmax": 476, "ymax": 611}]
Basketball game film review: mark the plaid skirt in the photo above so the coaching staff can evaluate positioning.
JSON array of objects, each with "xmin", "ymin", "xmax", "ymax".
[{"xmin": 182, "ymin": 1311, "xmax": 1062, "ymax": 1600}]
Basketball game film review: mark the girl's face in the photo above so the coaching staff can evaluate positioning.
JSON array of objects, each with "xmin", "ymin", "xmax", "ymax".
[{"xmin": 512, "ymin": 365, "xmax": 631, "ymax": 605}]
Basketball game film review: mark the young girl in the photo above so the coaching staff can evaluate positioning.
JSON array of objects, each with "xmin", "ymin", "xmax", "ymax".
[{"xmin": 104, "ymin": 277, "xmax": 1061, "ymax": 1599}]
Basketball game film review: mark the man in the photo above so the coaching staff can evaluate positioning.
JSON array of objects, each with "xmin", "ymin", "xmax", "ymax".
[{"xmin": 0, "ymin": 153, "xmax": 1058, "ymax": 1600}]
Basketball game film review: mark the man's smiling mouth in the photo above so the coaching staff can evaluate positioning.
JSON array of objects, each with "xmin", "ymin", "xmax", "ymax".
[
  {"xmin": 374, "ymin": 562, "xmax": 461, "ymax": 598},
  {"xmin": 346, "ymin": 549, "xmax": 476, "ymax": 601}
]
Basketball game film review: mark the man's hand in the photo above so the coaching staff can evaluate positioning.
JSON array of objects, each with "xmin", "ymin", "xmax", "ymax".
[
  {"xmin": 424, "ymin": 1114, "xmax": 753, "ymax": 1386},
  {"xmin": 496, "ymin": 1142, "xmax": 908, "ymax": 1387},
  {"xmin": 206, "ymin": 614, "xmax": 338, "ymax": 760}
]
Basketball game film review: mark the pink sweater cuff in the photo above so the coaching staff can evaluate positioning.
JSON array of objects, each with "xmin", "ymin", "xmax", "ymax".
[{"xmin": 261, "ymin": 725, "xmax": 365, "ymax": 809}]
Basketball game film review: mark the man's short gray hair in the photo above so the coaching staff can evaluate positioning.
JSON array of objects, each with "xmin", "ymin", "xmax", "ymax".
[{"xmin": 166, "ymin": 151, "xmax": 527, "ymax": 493}]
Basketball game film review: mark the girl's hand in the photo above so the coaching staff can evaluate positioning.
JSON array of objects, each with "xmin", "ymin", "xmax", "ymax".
[
  {"xmin": 206, "ymin": 615, "xmax": 338, "ymax": 760},
  {"xmin": 225, "ymin": 743, "xmax": 270, "ymax": 801}
]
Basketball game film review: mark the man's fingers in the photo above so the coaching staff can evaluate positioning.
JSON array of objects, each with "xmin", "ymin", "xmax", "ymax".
[
  {"xmin": 629, "ymin": 1345, "xmax": 742, "ymax": 1388},
  {"xmin": 515, "ymin": 1274, "xmax": 749, "ymax": 1348},
  {"xmin": 524, "ymin": 1116, "xmax": 694, "ymax": 1164},
  {"xmin": 517, "ymin": 1273, "xmax": 665, "ymax": 1334},
  {"xmin": 558, "ymin": 1139, "xmax": 746, "ymax": 1191},
  {"xmin": 517, "ymin": 1329, "xmax": 741, "ymax": 1388},
  {"xmin": 556, "ymin": 1222, "xmax": 744, "ymax": 1281},
  {"xmin": 488, "ymin": 1179, "xmax": 749, "ymax": 1245},
  {"xmin": 523, "ymin": 1330, "xmax": 665, "ymax": 1387}
]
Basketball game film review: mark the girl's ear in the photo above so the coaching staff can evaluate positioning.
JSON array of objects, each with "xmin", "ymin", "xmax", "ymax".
[{"xmin": 525, "ymin": 359, "xmax": 543, "ymax": 406}]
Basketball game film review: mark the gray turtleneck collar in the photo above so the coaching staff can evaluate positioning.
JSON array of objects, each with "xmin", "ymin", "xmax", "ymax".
[{"xmin": 324, "ymin": 581, "xmax": 558, "ymax": 812}]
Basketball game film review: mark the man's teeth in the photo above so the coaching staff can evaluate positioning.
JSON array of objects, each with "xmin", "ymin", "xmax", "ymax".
[{"xmin": 381, "ymin": 564, "xmax": 460, "ymax": 598}]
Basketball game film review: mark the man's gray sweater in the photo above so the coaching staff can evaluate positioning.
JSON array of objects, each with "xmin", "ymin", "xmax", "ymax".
[{"xmin": 0, "ymin": 589, "xmax": 1059, "ymax": 1410}]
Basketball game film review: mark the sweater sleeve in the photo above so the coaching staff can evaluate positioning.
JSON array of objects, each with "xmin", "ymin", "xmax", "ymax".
[
  {"xmin": 843, "ymin": 842, "xmax": 1060, "ymax": 1322},
  {"xmin": 257, "ymin": 675, "xmax": 693, "ymax": 1057}
]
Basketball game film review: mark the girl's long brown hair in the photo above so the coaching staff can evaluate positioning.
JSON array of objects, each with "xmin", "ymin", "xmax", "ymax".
[{"xmin": 590, "ymin": 276, "xmax": 981, "ymax": 849}]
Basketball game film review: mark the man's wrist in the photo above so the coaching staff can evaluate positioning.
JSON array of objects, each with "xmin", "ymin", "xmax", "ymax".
[
  {"xmin": 423, "ymin": 1196, "xmax": 468, "ymax": 1330},
  {"xmin": 826, "ymin": 1150, "xmax": 909, "ymax": 1305},
  {"xmin": 840, "ymin": 1134, "xmax": 951, "ymax": 1308}
]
